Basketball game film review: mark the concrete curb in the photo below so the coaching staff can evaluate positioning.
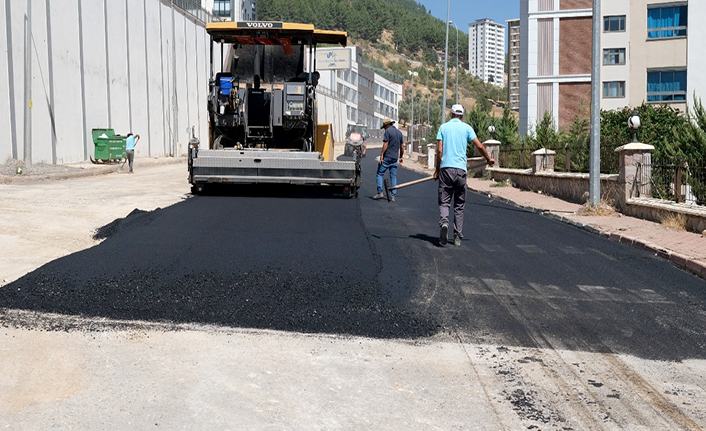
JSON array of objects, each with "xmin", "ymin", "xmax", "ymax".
[
  {"xmin": 0, "ymin": 157, "xmax": 185, "ymax": 184},
  {"xmin": 470, "ymin": 185, "xmax": 706, "ymax": 281}
]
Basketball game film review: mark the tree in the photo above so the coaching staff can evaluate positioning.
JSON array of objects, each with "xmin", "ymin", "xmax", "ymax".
[
  {"xmin": 534, "ymin": 111, "xmax": 561, "ymax": 150},
  {"xmin": 495, "ymin": 105, "xmax": 518, "ymax": 147}
]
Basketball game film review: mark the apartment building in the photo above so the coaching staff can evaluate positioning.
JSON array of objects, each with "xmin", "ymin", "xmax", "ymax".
[
  {"xmin": 519, "ymin": 0, "xmax": 593, "ymax": 136},
  {"xmin": 520, "ymin": 0, "xmax": 706, "ymax": 135},
  {"xmin": 373, "ymin": 75, "xmax": 403, "ymax": 130},
  {"xmin": 468, "ymin": 19, "xmax": 506, "ymax": 87},
  {"xmin": 506, "ymin": 18, "xmax": 521, "ymax": 111},
  {"xmin": 611, "ymin": 0, "xmax": 704, "ymax": 113}
]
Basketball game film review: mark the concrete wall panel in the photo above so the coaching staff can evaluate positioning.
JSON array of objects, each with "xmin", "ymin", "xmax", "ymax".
[
  {"xmin": 183, "ymin": 16, "xmax": 199, "ymax": 146},
  {"xmin": 7, "ymin": 2, "xmax": 26, "ymax": 161},
  {"xmin": 27, "ymin": 0, "xmax": 52, "ymax": 164},
  {"xmin": 144, "ymin": 0, "xmax": 165, "ymax": 156},
  {"xmin": 80, "ymin": 0, "xmax": 110, "ymax": 157},
  {"xmin": 50, "ymin": 0, "xmax": 84, "ymax": 163},
  {"xmin": 174, "ymin": 12, "xmax": 189, "ymax": 155},
  {"xmin": 162, "ymin": 2, "xmax": 176, "ymax": 155},
  {"xmin": 106, "ymin": 0, "xmax": 129, "ymax": 133},
  {"xmin": 195, "ymin": 27, "xmax": 207, "ymax": 140},
  {"xmin": 127, "ymin": 0, "xmax": 149, "ymax": 157},
  {"xmin": 1, "ymin": 1, "xmax": 15, "ymax": 160},
  {"xmin": 160, "ymin": 1, "xmax": 174, "ymax": 156}
]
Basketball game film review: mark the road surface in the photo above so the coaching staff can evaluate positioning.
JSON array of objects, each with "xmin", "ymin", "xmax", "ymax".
[{"xmin": 1, "ymin": 150, "xmax": 705, "ymax": 430}]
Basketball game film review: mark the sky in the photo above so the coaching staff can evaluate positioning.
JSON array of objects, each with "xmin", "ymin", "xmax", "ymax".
[{"xmin": 417, "ymin": 0, "xmax": 520, "ymax": 49}]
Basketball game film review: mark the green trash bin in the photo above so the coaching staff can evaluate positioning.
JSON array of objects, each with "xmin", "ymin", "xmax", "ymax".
[{"xmin": 91, "ymin": 128, "xmax": 127, "ymax": 163}]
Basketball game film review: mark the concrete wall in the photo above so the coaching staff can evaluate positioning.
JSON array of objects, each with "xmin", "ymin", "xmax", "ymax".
[
  {"xmin": 489, "ymin": 168, "xmax": 621, "ymax": 206},
  {"xmin": 1, "ymin": 0, "xmax": 222, "ymax": 164},
  {"xmin": 488, "ymin": 168, "xmax": 706, "ymax": 234}
]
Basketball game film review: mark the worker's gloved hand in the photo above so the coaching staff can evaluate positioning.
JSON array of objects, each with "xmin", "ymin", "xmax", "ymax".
[{"xmin": 433, "ymin": 171, "xmax": 439, "ymax": 180}]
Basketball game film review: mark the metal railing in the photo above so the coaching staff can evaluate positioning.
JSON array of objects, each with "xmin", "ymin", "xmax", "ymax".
[
  {"xmin": 169, "ymin": 0, "xmax": 218, "ymax": 24},
  {"xmin": 650, "ymin": 161, "xmax": 706, "ymax": 205}
]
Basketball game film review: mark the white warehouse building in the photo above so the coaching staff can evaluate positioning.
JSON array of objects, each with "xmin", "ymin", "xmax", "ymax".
[{"xmin": 315, "ymin": 46, "xmax": 402, "ymax": 143}]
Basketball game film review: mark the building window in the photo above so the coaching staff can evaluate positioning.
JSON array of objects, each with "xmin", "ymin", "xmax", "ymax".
[
  {"xmin": 647, "ymin": 70, "xmax": 687, "ymax": 102},
  {"xmin": 648, "ymin": 5, "xmax": 687, "ymax": 39},
  {"xmin": 604, "ymin": 15, "xmax": 626, "ymax": 32},
  {"xmin": 603, "ymin": 81, "xmax": 625, "ymax": 98},
  {"xmin": 213, "ymin": 0, "xmax": 231, "ymax": 17},
  {"xmin": 603, "ymin": 48, "xmax": 626, "ymax": 65}
]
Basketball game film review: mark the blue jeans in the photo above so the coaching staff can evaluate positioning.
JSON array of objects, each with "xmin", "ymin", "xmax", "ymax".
[{"xmin": 376, "ymin": 159, "xmax": 398, "ymax": 196}]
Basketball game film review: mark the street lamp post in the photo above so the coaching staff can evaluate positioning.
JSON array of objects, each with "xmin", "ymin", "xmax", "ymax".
[
  {"xmin": 628, "ymin": 110, "xmax": 641, "ymax": 143},
  {"xmin": 441, "ymin": 0, "xmax": 451, "ymax": 123},
  {"xmin": 449, "ymin": 21, "xmax": 459, "ymax": 104},
  {"xmin": 408, "ymin": 70, "xmax": 418, "ymax": 157}
]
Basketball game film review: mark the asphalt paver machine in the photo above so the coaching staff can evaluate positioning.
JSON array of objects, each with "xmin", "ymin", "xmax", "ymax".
[{"xmin": 189, "ymin": 21, "xmax": 360, "ymax": 197}]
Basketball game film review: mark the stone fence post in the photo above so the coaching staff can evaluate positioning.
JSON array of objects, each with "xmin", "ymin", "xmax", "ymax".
[
  {"xmin": 427, "ymin": 144, "xmax": 436, "ymax": 170},
  {"xmin": 482, "ymin": 139, "xmax": 501, "ymax": 168},
  {"xmin": 532, "ymin": 148, "xmax": 556, "ymax": 173},
  {"xmin": 615, "ymin": 142, "xmax": 654, "ymax": 202}
]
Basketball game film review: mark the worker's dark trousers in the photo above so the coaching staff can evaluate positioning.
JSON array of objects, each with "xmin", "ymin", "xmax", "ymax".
[
  {"xmin": 438, "ymin": 167, "xmax": 467, "ymax": 237},
  {"xmin": 126, "ymin": 150, "xmax": 135, "ymax": 173}
]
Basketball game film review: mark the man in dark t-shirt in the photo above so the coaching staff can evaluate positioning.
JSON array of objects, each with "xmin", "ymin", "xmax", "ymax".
[{"xmin": 373, "ymin": 118, "xmax": 405, "ymax": 201}]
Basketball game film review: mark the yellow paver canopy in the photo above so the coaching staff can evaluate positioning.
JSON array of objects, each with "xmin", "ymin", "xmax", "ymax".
[{"xmin": 206, "ymin": 22, "xmax": 347, "ymax": 47}]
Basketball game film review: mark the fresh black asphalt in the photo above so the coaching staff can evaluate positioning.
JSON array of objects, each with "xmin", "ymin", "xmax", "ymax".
[{"xmin": 1, "ymin": 154, "xmax": 705, "ymax": 361}]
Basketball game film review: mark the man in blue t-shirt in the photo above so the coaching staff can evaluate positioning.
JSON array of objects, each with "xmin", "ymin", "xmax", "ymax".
[
  {"xmin": 125, "ymin": 133, "xmax": 140, "ymax": 174},
  {"xmin": 434, "ymin": 104, "xmax": 494, "ymax": 246},
  {"xmin": 373, "ymin": 118, "xmax": 404, "ymax": 201}
]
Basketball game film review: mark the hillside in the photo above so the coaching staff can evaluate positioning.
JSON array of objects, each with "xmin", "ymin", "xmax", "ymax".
[
  {"xmin": 258, "ymin": 0, "xmax": 508, "ymax": 126},
  {"xmin": 258, "ymin": 0, "xmax": 467, "ymax": 63}
]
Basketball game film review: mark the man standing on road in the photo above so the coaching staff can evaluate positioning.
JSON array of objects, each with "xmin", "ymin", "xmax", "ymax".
[
  {"xmin": 125, "ymin": 133, "xmax": 140, "ymax": 174},
  {"xmin": 433, "ymin": 104, "xmax": 494, "ymax": 246},
  {"xmin": 373, "ymin": 118, "xmax": 404, "ymax": 202}
]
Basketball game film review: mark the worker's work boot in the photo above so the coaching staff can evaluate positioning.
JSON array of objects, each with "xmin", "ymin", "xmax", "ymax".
[
  {"xmin": 373, "ymin": 193, "xmax": 384, "ymax": 200},
  {"xmin": 453, "ymin": 234, "xmax": 462, "ymax": 246},
  {"xmin": 439, "ymin": 223, "xmax": 448, "ymax": 246}
]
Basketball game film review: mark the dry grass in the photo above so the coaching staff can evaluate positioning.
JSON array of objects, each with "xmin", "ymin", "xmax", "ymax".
[
  {"xmin": 660, "ymin": 212, "xmax": 687, "ymax": 231},
  {"xmin": 577, "ymin": 199, "xmax": 618, "ymax": 217}
]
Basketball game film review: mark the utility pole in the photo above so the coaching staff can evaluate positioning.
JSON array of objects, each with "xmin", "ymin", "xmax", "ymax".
[
  {"xmin": 441, "ymin": 0, "xmax": 450, "ymax": 123},
  {"xmin": 23, "ymin": 0, "xmax": 32, "ymax": 167},
  {"xmin": 449, "ymin": 21, "xmax": 459, "ymax": 104},
  {"xmin": 425, "ymin": 70, "xmax": 430, "ymax": 125},
  {"xmin": 589, "ymin": 0, "xmax": 601, "ymax": 206}
]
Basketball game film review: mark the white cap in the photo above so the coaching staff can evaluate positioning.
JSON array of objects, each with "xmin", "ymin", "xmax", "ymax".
[{"xmin": 451, "ymin": 104, "xmax": 464, "ymax": 115}]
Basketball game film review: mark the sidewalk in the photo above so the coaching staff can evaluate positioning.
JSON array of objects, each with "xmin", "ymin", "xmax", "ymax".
[
  {"xmin": 0, "ymin": 156, "xmax": 185, "ymax": 184},
  {"xmin": 399, "ymin": 148, "xmax": 706, "ymax": 282}
]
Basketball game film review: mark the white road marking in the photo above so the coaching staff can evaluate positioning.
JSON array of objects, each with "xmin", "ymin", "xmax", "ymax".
[
  {"xmin": 558, "ymin": 246, "xmax": 585, "ymax": 254},
  {"xmin": 478, "ymin": 243, "xmax": 507, "ymax": 253},
  {"xmin": 517, "ymin": 244, "xmax": 546, "ymax": 254},
  {"xmin": 589, "ymin": 248, "xmax": 618, "ymax": 262}
]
